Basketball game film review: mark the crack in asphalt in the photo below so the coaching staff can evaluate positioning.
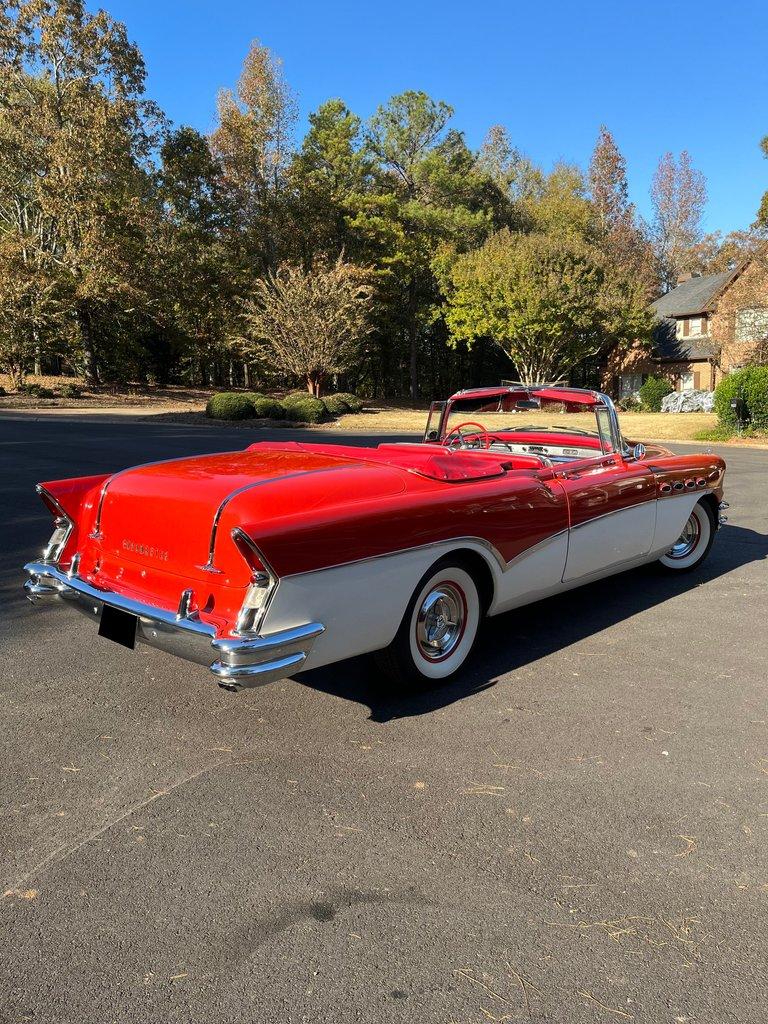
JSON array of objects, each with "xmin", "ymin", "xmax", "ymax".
[{"xmin": 2, "ymin": 756, "xmax": 261, "ymax": 896}]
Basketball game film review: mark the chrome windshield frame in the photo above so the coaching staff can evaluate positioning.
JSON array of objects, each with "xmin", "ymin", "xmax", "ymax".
[{"xmin": 430, "ymin": 385, "xmax": 627, "ymax": 458}]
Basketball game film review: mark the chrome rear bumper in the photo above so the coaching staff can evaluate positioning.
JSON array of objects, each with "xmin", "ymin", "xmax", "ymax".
[{"xmin": 23, "ymin": 561, "xmax": 324, "ymax": 691}]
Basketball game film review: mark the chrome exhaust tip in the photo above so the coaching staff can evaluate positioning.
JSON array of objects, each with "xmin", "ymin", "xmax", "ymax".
[{"xmin": 23, "ymin": 575, "xmax": 58, "ymax": 603}]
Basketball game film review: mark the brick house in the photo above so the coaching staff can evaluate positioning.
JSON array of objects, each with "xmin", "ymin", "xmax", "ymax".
[{"xmin": 603, "ymin": 256, "xmax": 768, "ymax": 398}]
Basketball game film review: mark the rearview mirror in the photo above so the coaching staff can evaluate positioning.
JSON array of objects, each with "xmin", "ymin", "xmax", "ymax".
[{"xmin": 632, "ymin": 443, "xmax": 646, "ymax": 460}]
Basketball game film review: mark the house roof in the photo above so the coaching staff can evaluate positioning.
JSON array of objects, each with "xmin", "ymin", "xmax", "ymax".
[
  {"xmin": 651, "ymin": 270, "xmax": 735, "ymax": 317},
  {"xmin": 652, "ymin": 319, "xmax": 719, "ymax": 362}
]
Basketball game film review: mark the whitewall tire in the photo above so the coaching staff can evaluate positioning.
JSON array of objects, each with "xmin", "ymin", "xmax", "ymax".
[
  {"xmin": 657, "ymin": 499, "xmax": 716, "ymax": 573},
  {"xmin": 375, "ymin": 558, "xmax": 483, "ymax": 686}
]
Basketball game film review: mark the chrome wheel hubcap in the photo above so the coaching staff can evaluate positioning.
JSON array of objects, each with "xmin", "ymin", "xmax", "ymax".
[
  {"xmin": 669, "ymin": 513, "xmax": 700, "ymax": 559},
  {"xmin": 416, "ymin": 584, "xmax": 464, "ymax": 660}
]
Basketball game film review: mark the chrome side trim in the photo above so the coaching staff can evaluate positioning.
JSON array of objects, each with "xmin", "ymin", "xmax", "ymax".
[
  {"xmin": 230, "ymin": 526, "xmax": 278, "ymax": 578},
  {"xmin": 278, "ymin": 535, "xmax": 510, "ymax": 580},
  {"xmin": 201, "ymin": 465, "xmax": 352, "ymax": 573},
  {"xmin": 568, "ymin": 498, "xmax": 657, "ymax": 531},
  {"xmin": 502, "ymin": 529, "xmax": 568, "ymax": 567}
]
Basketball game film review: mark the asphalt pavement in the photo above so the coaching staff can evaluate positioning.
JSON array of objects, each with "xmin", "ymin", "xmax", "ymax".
[{"xmin": 1, "ymin": 414, "xmax": 767, "ymax": 1024}]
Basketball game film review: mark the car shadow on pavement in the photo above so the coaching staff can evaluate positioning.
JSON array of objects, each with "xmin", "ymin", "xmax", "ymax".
[{"xmin": 296, "ymin": 523, "xmax": 768, "ymax": 722}]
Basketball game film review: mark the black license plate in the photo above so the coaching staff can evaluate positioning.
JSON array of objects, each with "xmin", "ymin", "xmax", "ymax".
[{"xmin": 98, "ymin": 605, "xmax": 137, "ymax": 650}]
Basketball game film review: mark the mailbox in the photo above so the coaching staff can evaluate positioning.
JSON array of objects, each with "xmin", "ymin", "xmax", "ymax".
[{"xmin": 730, "ymin": 396, "xmax": 747, "ymax": 423}]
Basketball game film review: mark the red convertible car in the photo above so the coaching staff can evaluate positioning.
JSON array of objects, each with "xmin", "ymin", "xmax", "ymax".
[{"xmin": 24, "ymin": 384, "xmax": 727, "ymax": 691}]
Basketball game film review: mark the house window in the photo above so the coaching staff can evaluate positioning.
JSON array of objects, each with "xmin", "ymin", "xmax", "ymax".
[
  {"xmin": 735, "ymin": 307, "xmax": 768, "ymax": 342},
  {"xmin": 680, "ymin": 370, "xmax": 695, "ymax": 391},
  {"xmin": 689, "ymin": 317, "xmax": 702, "ymax": 336},
  {"xmin": 620, "ymin": 372, "xmax": 644, "ymax": 397}
]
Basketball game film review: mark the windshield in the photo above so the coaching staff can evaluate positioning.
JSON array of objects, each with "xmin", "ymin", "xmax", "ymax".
[{"xmin": 434, "ymin": 393, "xmax": 620, "ymax": 459}]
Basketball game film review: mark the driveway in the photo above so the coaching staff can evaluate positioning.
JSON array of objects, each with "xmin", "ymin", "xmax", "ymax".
[{"xmin": 1, "ymin": 415, "xmax": 767, "ymax": 1024}]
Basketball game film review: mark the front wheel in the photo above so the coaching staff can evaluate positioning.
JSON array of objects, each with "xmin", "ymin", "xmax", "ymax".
[
  {"xmin": 374, "ymin": 558, "xmax": 483, "ymax": 687},
  {"xmin": 657, "ymin": 499, "xmax": 716, "ymax": 573}
]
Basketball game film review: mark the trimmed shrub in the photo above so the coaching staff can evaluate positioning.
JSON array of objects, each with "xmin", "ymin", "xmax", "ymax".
[
  {"xmin": 250, "ymin": 396, "xmax": 285, "ymax": 419},
  {"xmin": 639, "ymin": 375, "xmax": 674, "ymax": 412},
  {"xmin": 324, "ymin": 391, "xmax": 364, "ymax": 415},
  {"xmin": 19, "ymin": 381, "xmax": 51, "ymax": 397},
  {"xmin": 205, "ymin": 392, "xmax": 255, "ymax": 420},
  {"xmin": 283, "ymin": 395, "xmax": 327, "ymax": 423},
  {"xmin": 714, "ymin": 366, "xmax": 768, "ymax": 428},
  {"xmin": 60, "ymin": 383, "xmax": 83, "ymax": 399},
  {"xmin": 323, "ymin": 394, "xmax": 351, "ymax": 416},
  {"xmin": 281, "ymin": 391, "xmax": 312, "ymax": 408}
]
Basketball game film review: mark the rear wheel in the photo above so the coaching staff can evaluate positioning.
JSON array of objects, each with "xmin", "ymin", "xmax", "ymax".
[
  {"xmin": 657, "ymin": 499, "xmax": 716, "ymax": 573},
  {"xmin": 375, "ymin": 558, "xmax": 483, "ymax": 687}
]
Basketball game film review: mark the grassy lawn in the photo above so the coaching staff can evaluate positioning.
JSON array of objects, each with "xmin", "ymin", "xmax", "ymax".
[
  {"xmin": 317, "ymin": 406, "xmax": 721, "ymax": 442},
  {"xmin": 4, "ymin": 377, "xmax": 765, "ymax": 446}
]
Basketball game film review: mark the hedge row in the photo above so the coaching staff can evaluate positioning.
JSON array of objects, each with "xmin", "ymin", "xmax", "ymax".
[
  {"xmin": 205, "ymin": 390, "xmax": 364, "ymax": 423},
  {"xmin": 714, "ymin": 366, "xmax": 768, "ymax": 428},
  {"xmin": 9, "ymin": 381, "xmax": 84, "ymax": 399}
]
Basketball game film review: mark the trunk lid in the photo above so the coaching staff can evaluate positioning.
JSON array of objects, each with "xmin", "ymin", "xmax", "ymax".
[{"xmin": 90, "ymin": 448, "xmax": 356, "ymax": 586}]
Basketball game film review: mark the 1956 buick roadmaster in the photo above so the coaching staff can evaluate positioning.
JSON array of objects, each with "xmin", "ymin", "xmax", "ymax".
[{"xmin": 23, "ymin": 384, "xmax": 727, "ymax": 691}]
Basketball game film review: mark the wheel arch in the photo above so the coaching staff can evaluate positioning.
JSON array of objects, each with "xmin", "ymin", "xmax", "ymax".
[
  {"xmin": 444, "ymin": 546, "xmax": 496, "ymax": 614},
  {"xmin": 699, "ymin": 491, "xmax": 719, "ymax": 524}
]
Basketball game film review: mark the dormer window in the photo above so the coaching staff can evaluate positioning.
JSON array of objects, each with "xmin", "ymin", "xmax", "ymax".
[{"xmin": 676, "ymin": 316, "xmax": 707, "ymax": 339}]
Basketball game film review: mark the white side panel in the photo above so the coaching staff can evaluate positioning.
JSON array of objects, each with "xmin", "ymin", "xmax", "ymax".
[
  {"xmin": 262, "ymin": 495, "xmax": 707, "ymax": 673},
  {"xmin": 263, "ymin": 542, "xmax": 502, "ymax": 671},
  {"xmin": 489, "ymin": 533, "xmax": 568, "ymax": 615},
  {"xmin": 652, "ymin": 492, "xmax": 701, "ymax": 552},
  {"xmin": 563, "ymin": 502, "xmax": 656, "ymax": 583}
]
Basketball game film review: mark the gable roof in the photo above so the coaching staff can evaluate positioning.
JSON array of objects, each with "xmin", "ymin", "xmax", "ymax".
[
  {"xmin": 651, "ymin": 270, "xmax": 735, "ymax": 317},
  {"xmin": 652, "ymin": 319, "xmax": 719, "ymax": 362}
]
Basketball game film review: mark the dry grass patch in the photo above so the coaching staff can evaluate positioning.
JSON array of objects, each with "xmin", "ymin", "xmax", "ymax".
[{"xmin": 0, "ymin": 373, "xmax": 214, "ymax": 410}]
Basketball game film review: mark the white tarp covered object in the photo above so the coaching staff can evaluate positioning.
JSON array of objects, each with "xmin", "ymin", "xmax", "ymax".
[{"xmin": 661, "ymin": 390, "xmax": 715, "ymax": 413}]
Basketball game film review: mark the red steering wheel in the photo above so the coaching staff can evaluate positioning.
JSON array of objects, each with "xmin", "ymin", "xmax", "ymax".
[{"xmin": 442, "ymin": 421, "xmax": 492, "ymax": 450}]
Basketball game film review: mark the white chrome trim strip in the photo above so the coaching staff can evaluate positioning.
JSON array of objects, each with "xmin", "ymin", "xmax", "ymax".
[
  {"xmin": 279, "ymin": 534, "xmax": 510, "ymax": 579},
  {"xmin": 569, "ymin": 497, "xmax": 657, "ymax": 530}
]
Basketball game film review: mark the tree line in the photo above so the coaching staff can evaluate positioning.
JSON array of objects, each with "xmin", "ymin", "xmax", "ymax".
[{"xmin": 1, "ymin": 0, "xmax": 765, "ymax": 396}]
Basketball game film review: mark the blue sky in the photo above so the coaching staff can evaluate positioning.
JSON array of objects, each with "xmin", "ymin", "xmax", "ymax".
[{"xmin": 104, "ymin": 0, "xmax": 767, "ymax": 235}]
